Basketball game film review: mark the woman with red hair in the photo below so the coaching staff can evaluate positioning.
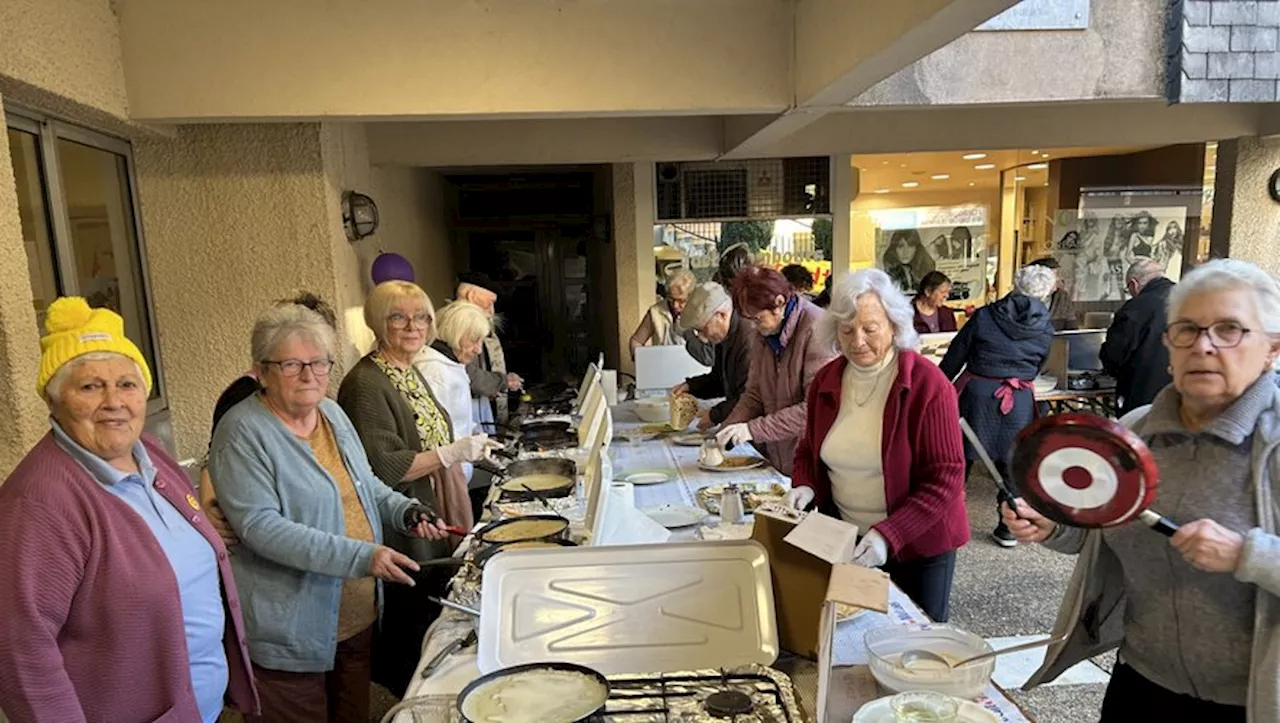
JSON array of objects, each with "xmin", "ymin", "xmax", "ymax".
[{"xmin": 715, "ymin": 266, "xmax": 838, "ymax": 474}]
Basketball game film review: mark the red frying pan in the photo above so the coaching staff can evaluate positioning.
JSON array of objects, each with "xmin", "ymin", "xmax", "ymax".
[{"xmin": 1010, "ymin": 413, "xmax": 1181, "ymax": 537}]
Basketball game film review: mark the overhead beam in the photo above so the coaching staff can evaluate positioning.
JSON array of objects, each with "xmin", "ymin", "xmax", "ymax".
[
  {"xmin": 721, "ymin": 0, "xmax": 1019, "ymax": 159},
  {"xmin": 760, "ymin": 101, "xmax": 1264, "ymax": 158},
  {"xmin": 366, "ymin": 116, "xmax": 729, "ymax": 167},
  {"xmin": 117, "ymin": 0, "xmax": 791, "ymax": 122}
]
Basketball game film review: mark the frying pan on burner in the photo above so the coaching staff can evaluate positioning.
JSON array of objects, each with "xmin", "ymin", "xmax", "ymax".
[{"xmin": 1010, "ymin": 413, "xmax": 1181, "ymax": 537}]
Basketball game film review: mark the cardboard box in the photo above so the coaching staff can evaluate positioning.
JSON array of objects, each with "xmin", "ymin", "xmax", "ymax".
[
  {"xmin": 816, "ymin": 564, "xmax": 891, "ymax": 723},
  {"xmin": 750, "ymin": 505, "xmax": 833, "ymax": 658}
]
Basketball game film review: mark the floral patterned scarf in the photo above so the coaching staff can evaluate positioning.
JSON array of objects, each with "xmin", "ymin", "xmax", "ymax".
[{"xmin": 371, "ymin": 352, "xmax": 452, "ymax": 450}]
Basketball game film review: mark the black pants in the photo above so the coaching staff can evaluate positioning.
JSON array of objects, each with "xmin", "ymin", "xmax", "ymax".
[
  {"xmin": 1101, "ymin": 663, "xmax": 1245, "ymax": 722},
  {"xmin": 882, "ymin": 550, "xmax": 956, "ymax": 622}
]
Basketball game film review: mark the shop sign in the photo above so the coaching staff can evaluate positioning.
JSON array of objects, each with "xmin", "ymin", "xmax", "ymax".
[{"xmin": 977, "ymin": 0, "xmax": 1088, "ymax": 31}]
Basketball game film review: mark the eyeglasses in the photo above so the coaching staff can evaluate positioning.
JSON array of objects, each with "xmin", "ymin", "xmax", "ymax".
[
  {"xmin": 1164, "ymin": 320, "xmax": 1251, "ymax": 349},
  {"xmin": 388, "ymin": 312, "xmax": 432, "ymax": 330},
  {"xmin": 264, "ymin": 358, "xmax": 334, "ymax": 377}
]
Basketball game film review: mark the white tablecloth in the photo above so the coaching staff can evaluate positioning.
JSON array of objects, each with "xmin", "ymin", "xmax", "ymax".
[{"xmin": 393, "ymin": 402, "xmax": 1033, "ymax": 723}]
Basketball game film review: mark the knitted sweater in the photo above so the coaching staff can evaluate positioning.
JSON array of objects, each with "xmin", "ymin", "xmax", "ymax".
[
  {"xmin": 0, "ymin": 435, "xmax": 258, "ymax": 723},
  {"xmin": 337, "ymin": 354, "xmax": 460, "ymax": 559},
  {"xmin": 792, "ymin": 351, "xmax": 970, "ymax": 562},
  {"xmin": 1031, "ymin": 378, "xmax": 1280, "ymax": 720}
]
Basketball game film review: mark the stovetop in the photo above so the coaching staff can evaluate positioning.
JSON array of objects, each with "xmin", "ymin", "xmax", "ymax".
[{"xmin": 396, "ymin": 665, "xmax": 806, "ymax": 723}]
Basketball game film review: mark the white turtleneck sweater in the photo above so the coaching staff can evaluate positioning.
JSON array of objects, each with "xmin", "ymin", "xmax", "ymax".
[{"xmin": 820, "ymin": 349, "xmax": 898, "ymax": 532}]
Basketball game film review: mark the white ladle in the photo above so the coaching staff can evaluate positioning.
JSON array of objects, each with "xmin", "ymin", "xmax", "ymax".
[{"xmin": 898, "ymin": 634, "xmax": 1067, "ymax": 671}]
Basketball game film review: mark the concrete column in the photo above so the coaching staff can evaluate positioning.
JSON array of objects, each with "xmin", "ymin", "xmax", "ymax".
[
  {"xmin": 611, "ymin": 162, "xmax": 655, "ymax": 376},
  {"xmin": 0, "ymin": 92, "xmax": 51, "ymax": 479},
  {"xmin": 1212, "ymin": 135, "xmax": 1280, "ymax": 275},
  {"xmin": 831, "ymin": 155, "xmax": 855, "ymax": 274}
]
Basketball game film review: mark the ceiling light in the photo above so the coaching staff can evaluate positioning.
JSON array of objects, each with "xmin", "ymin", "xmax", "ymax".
[
  {"xmin": 968, "ymin": 182, "xmax": 975, "ymax": 186},
  {"xmin": 1040, "ymin": 153, "xmax": 1050, "ymax": 158},
  {"xmin": 900, "ymin": 163, "xmax": 908, "ymax": 168},
  {"xmin": 1028, "ymin": 163, "xmax": 1048, "ymax": 170},
  {"xmin": 902, "ymin": 181, "xmax": 920, "ymax": 188},
  {"xmin": 1015, "ymin": 176, "xmax": 1027, "ymax": 181},
  {"xmin": 931, "ymin": 174, "xmax": 951, "ymax": 180},
  {"xmin": 874, "ymin": 188, "xmax": 890, "ymax": 194},
  {"xmin": 974, "ymin": 163, "xmax": 996, "ymax": 170},
  {"xmin": 882, "ymin": 161, "xmax": 889, "ymax": 165},
  {"xmin": 1031, "ymin": 150, "xmax": 1040, "ymax": 155},
  {"xmin": 963, "ymin": 153, "xmax": 987, "ymax": 160}
]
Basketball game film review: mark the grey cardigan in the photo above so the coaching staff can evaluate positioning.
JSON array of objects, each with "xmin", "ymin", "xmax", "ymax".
[
  {"xmin": 209, "ymin": 395, "xmax": 416, "ymax": 672},
  {"xmin": 1027, "ymin": 382, "xmax": 1280, "ymax": 722}
]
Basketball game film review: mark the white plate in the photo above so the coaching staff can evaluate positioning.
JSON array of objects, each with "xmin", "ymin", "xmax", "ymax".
[
  {"xmin": 640, "ymin": 504, "xmax": 707, "ymax": 528},
  {"xmin": 698, "ymin": 457, "xmax": 766, "ymax": 472},
  {"xmin": 672, "ymin": 433, "xmax": 706, "ymax": 447},
  {"xmin": 853, "ymin": 695, "xmax": 998, "ymax": 723},
  {"xmin": 624, "ymin": 471, "xmax": 673, "ymax": 485}
]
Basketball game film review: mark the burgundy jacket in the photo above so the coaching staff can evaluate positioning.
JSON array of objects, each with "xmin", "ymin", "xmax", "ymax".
[
  {"xmin": 722, "ymin": 296, "xmax": 838, "ymax": 475},
  {"xmin": 0, "ymin": 435, "xmax": 258, "ymax": 723},
  {"xmin": 792, "ymin": 351, "xmax": 970, "ymax": 562}
]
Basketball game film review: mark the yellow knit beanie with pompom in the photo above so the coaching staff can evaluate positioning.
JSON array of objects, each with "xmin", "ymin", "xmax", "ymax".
[{"xmin": 37, "ymin": 297, "xmax": 153, "ymax": 398}]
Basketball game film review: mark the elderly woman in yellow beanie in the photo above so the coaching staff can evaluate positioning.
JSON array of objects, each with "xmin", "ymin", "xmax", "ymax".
[{"xmin": 0, "ymin": 297, "xmax": 258, "ymax": 723}]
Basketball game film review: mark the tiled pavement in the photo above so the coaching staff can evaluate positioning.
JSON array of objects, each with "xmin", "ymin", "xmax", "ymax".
[{"xmin": 952, "ymin": 468, "xmax": 1110, "ymax": 723}]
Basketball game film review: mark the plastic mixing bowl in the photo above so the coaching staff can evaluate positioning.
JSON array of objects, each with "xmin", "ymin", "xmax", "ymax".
[{"xmin": 864, "ymin": 624, "xmax": 995, "ymax": 700}]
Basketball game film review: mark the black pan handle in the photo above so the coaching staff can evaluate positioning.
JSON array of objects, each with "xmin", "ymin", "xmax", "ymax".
[{"xmin": 1139, "ymin": 509, "xmax": 1181, "ymax": 537}]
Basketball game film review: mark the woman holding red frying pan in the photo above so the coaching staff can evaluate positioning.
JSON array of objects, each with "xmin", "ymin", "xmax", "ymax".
[{"xmin": 1005, "ymin": 259, "xmax": 1280, "ymax": 722}]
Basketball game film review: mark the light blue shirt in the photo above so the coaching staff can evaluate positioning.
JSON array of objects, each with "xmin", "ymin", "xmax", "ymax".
[{"xmin": 51, "ymin": 421, "xmax": 228, "ymax": 723}]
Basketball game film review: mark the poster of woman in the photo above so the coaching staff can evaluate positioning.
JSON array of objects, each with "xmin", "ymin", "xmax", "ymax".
[
  {"xmin": 1057, "ymin": 207, "xmax": 1186, "ymax": 301},
  {"xmin": 872, "ymin": 205, "xmax": 987, "ymax": 303}
]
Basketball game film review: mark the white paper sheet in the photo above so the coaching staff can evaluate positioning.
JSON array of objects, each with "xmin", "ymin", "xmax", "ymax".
[{"xmin": 784, "ymin": 511, "xmax": 859, "ymax": 565}]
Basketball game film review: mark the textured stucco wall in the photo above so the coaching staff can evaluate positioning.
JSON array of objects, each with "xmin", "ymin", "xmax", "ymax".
[
  {"xmin": 368, "ymin": 166, "xmax": 455, "ymax": 307},
  {"xmin": 0, "ymin": 92, "xmax": 49, "ymax": 479},
  {"xmin": 132, "ymin": 122, "xmax": 452, "ymax": 458},
  {"xmin": 1220, "ymin": 136, "xmax": 1280, "ymax": 275},
  {"xmin": 0, "ymin": 0, "xmax": 128, "ymax": 118},
  {"xmin": 318, "ymin": 125, "xmax": 457, "ymax": 368},
  {"xmin": 133, "ymin": 124, "xmax": 338, "ymax": 458},
  {"xmin": 851, "ymin": 0, "xmax": 1165, "ymax": 106},
  {"xmin": 320, "ymin": 123, "xmax": 374, "ymax": 374}
]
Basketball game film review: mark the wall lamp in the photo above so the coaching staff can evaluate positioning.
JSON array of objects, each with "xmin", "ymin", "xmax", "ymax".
[{"xmin": 342, "ymin": 191, "xmax": 379, "ymax": 241}]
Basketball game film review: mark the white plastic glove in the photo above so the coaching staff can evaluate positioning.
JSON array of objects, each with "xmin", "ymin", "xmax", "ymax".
[
  {"xmin": 785, "ymin": 486, "xmax": 816, "ymax": 511},
  {"xmin": 852, "ymin": 529, "xmax": 889, "ymax": 568},
  {"xmin": 716, "ymin": 422, "xmax": 753, "ymax": 449},
  {"xmin": 438, "ymin": 434, "xmax": 501, "ymax": 467}
]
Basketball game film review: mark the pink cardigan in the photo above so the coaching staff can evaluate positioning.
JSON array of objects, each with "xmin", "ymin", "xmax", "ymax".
[
  {"xmin": 0, "ymin": 435, "xmax": 258, "ymax": 723},
  {"xmin": 792, "ymin": 352, "xmax": 970, "ymax": 562},
  {"xmin": 722, "ymin": 296, "xmax": 837, "ymax": 475}
]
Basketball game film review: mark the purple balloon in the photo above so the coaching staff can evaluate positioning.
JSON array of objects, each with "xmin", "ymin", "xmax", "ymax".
[{"xmin": 371, "ymin": 252, "xmax": 415, "ymax": 285}]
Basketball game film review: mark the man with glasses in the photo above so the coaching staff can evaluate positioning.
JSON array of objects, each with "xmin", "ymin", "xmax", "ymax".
[
  {"xmin": 671, "ymin": 282, "xmax": 753, "ymax": 431},
  {"xmin": 1101, "ymin": 257, "xmax": 1176, "ymax": 415}
]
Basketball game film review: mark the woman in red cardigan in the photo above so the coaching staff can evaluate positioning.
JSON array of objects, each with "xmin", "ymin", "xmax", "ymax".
[{"xmin": 788, "ymin": 269, "xmax": 970, "ymax": 621}]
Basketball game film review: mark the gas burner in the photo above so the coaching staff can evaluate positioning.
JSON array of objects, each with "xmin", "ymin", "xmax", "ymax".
[{"xmin": 705, "ymin": 689, "xmax": 755, "ymax": 717}]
